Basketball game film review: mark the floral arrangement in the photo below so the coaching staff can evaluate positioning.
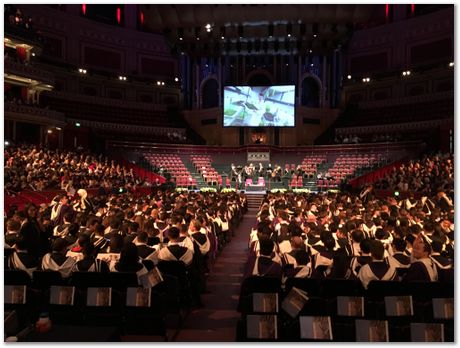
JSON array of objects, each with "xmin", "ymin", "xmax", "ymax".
[
  {"xmin": 175, "ymin": 188, "xmax": 189, "ymax": 193},
  {"xmin": 292, "ymin": 188, "xmax": 310, "ymax": 193},
  {"xmin": 221, "ymin": 188, "xmax": 236, "ymax": 193},
  {"xmin": 200, "ymin": 187, "xmax": 217, "ymax": 193},
  {"xmin": 270, "ymin": 188, "xmax": 287, "ymax": 193}
]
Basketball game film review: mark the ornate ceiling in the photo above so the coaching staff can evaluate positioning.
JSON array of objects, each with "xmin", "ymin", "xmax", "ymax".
[{"xmin": 140, "ymin": 4, "xmax": 382, "ymax": 56}]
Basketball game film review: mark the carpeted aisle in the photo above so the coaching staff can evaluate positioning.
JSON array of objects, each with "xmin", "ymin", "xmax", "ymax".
[{"xmin": 173, "ymin": 212, "xmax": 257, "ymax": 342}]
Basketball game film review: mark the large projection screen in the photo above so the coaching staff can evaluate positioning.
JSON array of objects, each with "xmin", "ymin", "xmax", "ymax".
[{"xmin": 223, "ymin": 85, "xmax": 295, "ymax": 127}]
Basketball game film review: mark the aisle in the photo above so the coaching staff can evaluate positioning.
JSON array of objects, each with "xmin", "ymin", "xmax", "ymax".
[{"xmin": 173, "ymin": 212, "xmax": 257, "ymax": 341}]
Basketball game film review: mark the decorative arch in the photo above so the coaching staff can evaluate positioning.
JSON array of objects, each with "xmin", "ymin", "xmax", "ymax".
[
  {"xmin": 244, "ymin": 69, "xmax": 274, "ymax": 86},
  {"xmin": 200, "ymin": 76, "xmax": 219, "ymax": 108},
  {"xmin": 300, "ymin": 73, "xmax": 322, "ymax": 108}
]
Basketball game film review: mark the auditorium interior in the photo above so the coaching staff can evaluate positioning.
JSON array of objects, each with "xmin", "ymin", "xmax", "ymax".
[{"xmin": 3, "ymin": 3, "xmax": 454, "ymax": 342}]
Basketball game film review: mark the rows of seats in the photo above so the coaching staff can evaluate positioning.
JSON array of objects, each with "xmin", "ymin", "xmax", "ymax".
[
  {"xmin": 143, "ymin": 153, "xmax": 197, "ymax": 188},
  {"xmin": 5, "ymin": 269, "xmax": 167, "ymax": 340},
  {"xmin": 300, "ymin": 155, "xmax": 327, "ymax": 177},
  {"xmin": 190, "ymin": 155, "xmax": 230, "ymax": 187},
  {"xmin": 236, "ymin": 277, "xmax": 453, "ymax": 342},
  {"xmin": 318, "ymin": 153, "xmax": 386, "ymax": 189},
  {"xmin": 5, "ymin": 201, "xmax": 246, "ymax": 341}
]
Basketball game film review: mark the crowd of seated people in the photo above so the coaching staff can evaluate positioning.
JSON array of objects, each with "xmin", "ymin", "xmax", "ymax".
[
  {"xmin": 5, "ymin": 189, "xmax": 247, "ymax": 308},
  {"xmin": 374, "ymin": 152, "xmax": 454, "ymax": 195},
  {"xmin": 4, "ymin": 145, "xmax": 151, "ymax": 195},
  {"xmin": 244, "ymin": 190, "xmax": 454, "ymax": 290}
]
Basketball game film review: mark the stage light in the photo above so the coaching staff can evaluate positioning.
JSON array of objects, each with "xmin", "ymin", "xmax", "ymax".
[
  {"xmin": 406, "ymin": 70, "xmax": 411, "ymax": 75},
  {"xmin": 221, "ymin": 36, "xmax": 225, "ymax": 40},
  {"xmin": 347, "ymin": 75, "xmax": 352, "ymax": 79},
  {"xmin": 55, "ymin": 127, "xmax": 62, "ymax": 131},
  {"xmin": 75, "ymin": 122, "xmax": 81, "ymax": 127},
  {"xmin": 313, "ymin": 34, "xmax": 317, "ymax": 38},
  {"xmin": 161, "ymin": 82, "xmax": 165, "ymax": 86},
  {"xmin": 47, "ymin": 129, "xmax": 53, "ymax": 134},
  {"xmin": 31, "ymin": 53, "xmax": 35, "ymax": 56},
  {"xmin": 174, "ymin": 77, "xmax": 179, "ymax": 82},
  {"xmin": 310, "ymin": 63, "xmax": 314, "ymax": 67},
  {"xmin": 394, "ymin": 191, "xmax": 400, "ymax": 197},
  {"xmin": 5, "ymin": 141, "xmax": 9, "ymax": 146},
  {"xmin": 309, "ymin": 49, "xmax": 313, "ymax": 53},
  {"xmin": 449, "ymin": 62, "xmax": 454, "ymax": 67},
  {"xmin": 157, "ymin": 81, "xmax": 161, "ymax": 85},
  {"xmin": 402, "ymin": 71, "xmax": 406, "ymax": 76}
]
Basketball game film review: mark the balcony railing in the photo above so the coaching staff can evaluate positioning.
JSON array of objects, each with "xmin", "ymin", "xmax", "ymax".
[
  {"xmin": 358, "ymin": 90, "xmax": 453, "ymax": 109},
  {"xmin": 46, "ymin": 91, "xmax": 169, "ymax": 112},
  {"xmin": 4, "ymin": 57, "xmax": 54, "ymax": 86},
  {"xmin": 5, "ymin": 102, "xmax": 65, "ymax": 125},
  {"xmin": 66, "ymin": 118, "xmax": 185, "ymax": 137}
]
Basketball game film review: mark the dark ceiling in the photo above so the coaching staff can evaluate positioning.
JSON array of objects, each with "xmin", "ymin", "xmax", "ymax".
[{"xmin": 140, "ymin": 4, "xmax": 383, "ymax": 56}]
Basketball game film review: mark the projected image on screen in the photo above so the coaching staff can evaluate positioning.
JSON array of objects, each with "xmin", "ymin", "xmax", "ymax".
[{"xmin": 223, "ymin": 86, "xmax": 295, "ymax": 127}]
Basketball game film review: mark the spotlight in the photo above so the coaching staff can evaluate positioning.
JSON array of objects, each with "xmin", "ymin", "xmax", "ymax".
[
  {"xmin": 221, "ymin": 36, "xmax": 225, "ymax": 40},
  {"xmin": 174, "ymin": 77, "xmax": 179, "ymax": 82},
  {"xmin": 55, "ymin": 127, "xmax": 62, "ymax": 131},
  {"xmin": 75, "ymin": 122, "xmax": 81, "ymax": 127},
  {"xmin": 157, "ymin": 81, "xmax": 161, "ymax": 85},
  {"xmin": 47, "ymin": 129, "xmax": 53, "ymax": 134},
  {"xmin": 309, "ymin": 49, "xmax": 313, "ymax": 53},
  {"xmin": 347, "ymin": 75, "xmax": 352, "ymax": 80},
  {"xmin": 449, "ymin": 62, "xmax": 454, "ymax": 67},
  {"xmin": 119, "ymin": 76, "xmax": 123, "ymax": 80},
  {"xmin": 402, "ymin": 71, "xmax": 407, "ymax": 76},
  {"xmin": 5, "ymin": 141, "xmax": 9, "ymax": 146},
  {"xmin": 31, "ymin": 52, "xmax": 35, "ymax": 56},
  {"xmin": 406, "ymin": 70, "xmax": 411, "ymax": 75},
  {"xmin": 313, "ymin": 34, "xmax": 317, "ymax": 38},
  {"xmin": 394, "ymin": 191, "xmax": 400, "ymax": 197},
  {"xmin": 161, "ymin": 82, "xmax": 165, "ymax": 86}
]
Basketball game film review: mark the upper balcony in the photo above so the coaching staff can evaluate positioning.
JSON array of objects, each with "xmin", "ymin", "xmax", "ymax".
[{"xmin": 4, "ymin": 56, "xmax": 55, "ymax": 89}]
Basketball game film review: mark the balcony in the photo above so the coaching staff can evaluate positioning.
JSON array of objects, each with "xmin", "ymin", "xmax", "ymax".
[
  {"xmin": 5, "ymin": 102, "xmax": 65, "ymax": 126},
  {"xmin": 4, "ymin": 57, "xmax": 54, "ymax": 87}
]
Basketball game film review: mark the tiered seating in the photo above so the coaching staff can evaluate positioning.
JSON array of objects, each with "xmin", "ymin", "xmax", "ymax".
[
  {"xmin": 318, "ymin": 153, "xmax": 385, "ymax": 190},
  {"xmin": 144, "ymin": 153, "xmax": 197, "ymax": 188},
  {"xmin": 190, "ymin": 155, "xmax": 230, "ymax": 187},
  {"xmin": 300, "ymin": 154, "xmax": 327, "ymax": 178}
]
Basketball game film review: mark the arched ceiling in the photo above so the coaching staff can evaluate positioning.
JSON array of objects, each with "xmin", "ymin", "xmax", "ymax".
[{"xmin": 140, "ymin": 4, "xmax": 382, "ymax": 56}]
